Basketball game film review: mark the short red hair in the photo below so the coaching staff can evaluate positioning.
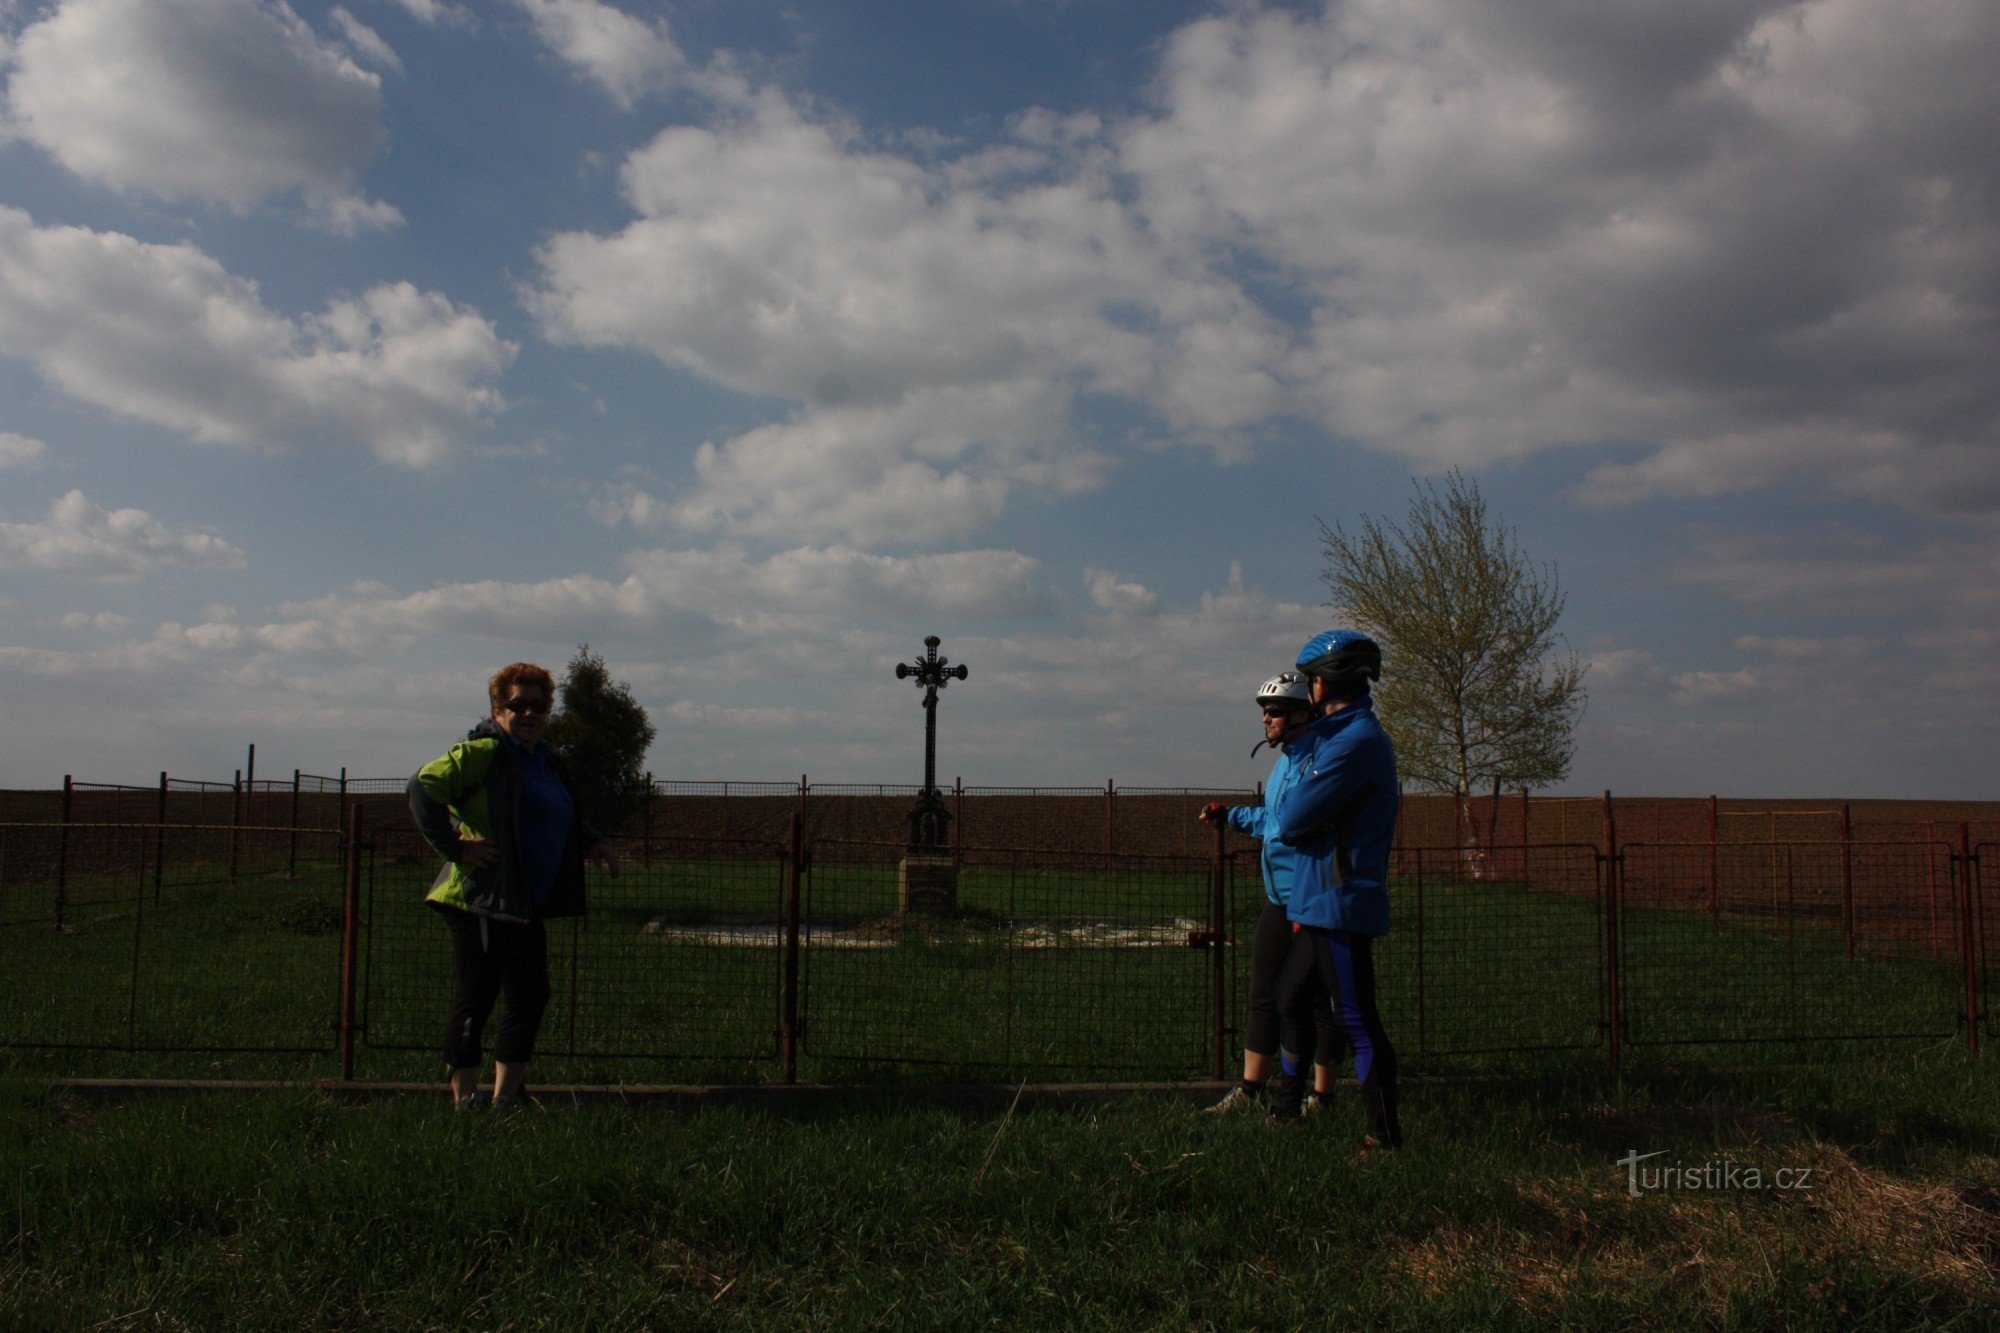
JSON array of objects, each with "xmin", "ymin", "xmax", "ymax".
[{"xmin": 488, "ymin": 662, "xmax": 555, "ymax": 711}]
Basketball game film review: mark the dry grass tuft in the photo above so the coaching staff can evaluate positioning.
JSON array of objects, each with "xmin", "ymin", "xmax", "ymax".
[
  {"xmin": 1803, "ymin": 1145, "xmax": 2000, "ymax": 1294},
  {"xmin": 1389, "ymin": 1140, "xmax": 2000, "ymax": 1319}
]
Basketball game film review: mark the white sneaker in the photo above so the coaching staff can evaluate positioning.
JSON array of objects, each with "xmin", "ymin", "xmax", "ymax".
[
  {"xmin": 1301, "ymin": 1092, "xmax": 1327, "ymax": 1117},
  {"xmin": 1204, "ymin": 1084, "xmax": 1265, "ymax": 1114}
]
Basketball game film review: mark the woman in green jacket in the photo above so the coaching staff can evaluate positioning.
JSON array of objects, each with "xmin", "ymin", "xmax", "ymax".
[{"xmin": 408, "ymin": 663, "xmax": 619, "ymax": 1109}]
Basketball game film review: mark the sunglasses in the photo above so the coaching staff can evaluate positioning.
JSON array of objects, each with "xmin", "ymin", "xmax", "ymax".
[{"xmin": 499, "ymin": 698, "xmax": 551, "ymax": 717}]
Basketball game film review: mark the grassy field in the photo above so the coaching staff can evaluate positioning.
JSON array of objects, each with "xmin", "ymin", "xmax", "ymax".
[
  {"xmin": 5, "ymin": 1051, "xmax": 1999, "ymax": 1328},
  {"xmin": 0, "ymin": 846, "xmax": 1979, "ymax": 1086}
]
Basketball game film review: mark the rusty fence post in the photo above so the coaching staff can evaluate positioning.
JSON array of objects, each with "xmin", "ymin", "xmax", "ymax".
[
  {"xmin": 229, "ymin": 770, "xmax": 242, "ymax": 886},
  {"xmin": 335, "ymin": 768, "xmax": 348, "ymax": 878},
  {"xmin": 1959, "ymin": 823, "xmax": 1979, "ymax": 1054},
  {"xmin": 1105, "ymin": 779, "xmax": 1117, "ymax": 877},
  {"xmin": 1841, "ymin": 803, "xmax": 1855, "ymax": 963},
  {"xmin": 1927, "ymin": 826, "xmax": 1941, "ymax": 961},
  {"xmin": 1414, "ymin": 848, "xmax": 1427, "ymax": 1057},
  {"xmin": 1707, "ymin": 794, "xmax": 1720, "ymax": 932},
  {"xmin": 1209, "ymin": 820, "xmax": 1228, "ymax": 1079},
  {"xmin": 1603, "ymin": 789, "xmax": 1622, "ymax": 1067},
  {"xmin": 338, "ymin": 802, "xmax": 364, "ymax": 1081},
  {"xmin": 781, "ymin": 811, "xmax": 804, "ymax": 1084},
  {"xmin": 55, "ymin": 775, "xmax": 73, "ymax": 932},
  {"xmin": 154, "ymin": 771, "xmax": 167, "ymax": 902},
  {"xmin": 1485, "ymin": 775, "xmax": 1502, "ymax": 868},
  {"xmin": 1519, "ymin": 787, "xmax": 1530, "ymax": 879}
]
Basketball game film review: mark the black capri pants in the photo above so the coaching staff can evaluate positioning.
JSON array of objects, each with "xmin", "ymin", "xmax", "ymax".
[
  {"xmin": 1246, "ymin": 901, "xmax": 1342, "ymax": 1064},
  {"xmin": 439, "ymin": 908, "xmax": 551, "ymax": 1068}
]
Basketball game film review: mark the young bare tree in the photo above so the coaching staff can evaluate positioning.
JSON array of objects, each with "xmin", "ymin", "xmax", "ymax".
[{"xmin": 1320, "ymin": 471, "xmax": 1586, "ymax": 854}]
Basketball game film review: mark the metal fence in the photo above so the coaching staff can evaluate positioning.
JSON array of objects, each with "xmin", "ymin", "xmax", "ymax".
[
  {"xmin": 0, "ymin": 810, "xmax": 1990, "ymax": 1081},
  {"xmin": 0, "ymin": 822, "xmax": 347, "ymax": 1055}
]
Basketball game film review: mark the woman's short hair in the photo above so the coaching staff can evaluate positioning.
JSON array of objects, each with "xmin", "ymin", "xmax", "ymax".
[{"xmin": 489, "ymin": 662, "xmax": 556, "ymax": 711}]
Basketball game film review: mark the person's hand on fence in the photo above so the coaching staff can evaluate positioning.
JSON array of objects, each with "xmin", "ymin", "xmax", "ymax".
[
  {"xmin": 457, "ymin": 835, "xmax": 500, "ymax": 869},
  {"xmin": 588, "ymin": 841, "xmax": 622, "ymax": 876},
  {"xmin": 1199, "ymin": 801, "xmax": 1228, "ymax": 828}
]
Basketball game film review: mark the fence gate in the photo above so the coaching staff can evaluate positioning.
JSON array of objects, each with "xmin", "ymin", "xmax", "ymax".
[
  {"xmin": 1384, "ymin": 844, "xmax": 1606, "ymax": 1057},
  {"xmin": 1619, "ymin": 841, "xmax": 1967, "ymax": 1048}
]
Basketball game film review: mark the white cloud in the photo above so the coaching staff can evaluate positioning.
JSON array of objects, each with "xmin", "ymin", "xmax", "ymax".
[
  {"xmin": 512, "ymin": 0, "xmax": 687, "ymax": 107},
  {"xmin": 529, "ymin": 90, "xmax": 1284, "ymax": 544},
  {"xmin": 330, "ymin": 6, "xmax": 402, "ymax": 75},
  {"xmin": 3, "ymin": 0, "xmax": 400, "ymax": 232},
  {"xmin": 1583, "ymin": 647, "xmax": 1672, "ymax": 697},
  {"xmin": 1085, "ymin": 568, "xmax": 1157, "ymax": 615},
  {"xmin": 205, "ymin": 544, "xmax": 1049, "ymax": 665},
  {"xmin": 671, "ymin": 384, "xmax": 1107, "ymax": 548},
  {"xmin": 0, "ymin": 208, "xmax": 514, "ymax": 464},
  {"xmin": 60, "ymin": 610, "xmax": 134, "ymax": 632},
  {"xmin": 376, "ymin": 0, "xmax": 469, "ymax": 24},
  {"xmin": 586, "ymin": 481, "xmax": 671, "ymax": 529},
  {"xmin": 0, "ymin": 555, "xmax": 1323, "ymax": 786},
  {"xmin": 0, "ymin": 429, "xmax": 45, "ymax": 466},
  {"xmin": 1119, "ymin": 0, "xmax": 2000, "ymax": 513},
  {"xmin": 0, "ymin": 489, "xmax": 245, "ymax": 579}
]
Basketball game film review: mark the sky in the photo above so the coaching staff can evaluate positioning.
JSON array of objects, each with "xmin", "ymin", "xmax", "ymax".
[{"xmin": 0, "ymin": 0, "xmax": 1994, "ymax": 798}]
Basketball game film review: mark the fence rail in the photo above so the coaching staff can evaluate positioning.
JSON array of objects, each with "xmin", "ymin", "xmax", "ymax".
[{"xmin": 0, "ymin": 812, "xmax": 1989, "ymax": 1081}]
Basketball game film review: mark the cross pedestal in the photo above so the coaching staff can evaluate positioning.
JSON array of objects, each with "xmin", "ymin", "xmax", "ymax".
[{"xmin": 898, "ymin": 854, "xmax": 957, "ymax": 913}]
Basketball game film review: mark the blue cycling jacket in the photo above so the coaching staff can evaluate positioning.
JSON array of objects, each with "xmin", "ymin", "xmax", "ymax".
[
  {"xmin": 1269, "ymin": 698, "xmax": 1400, "ymax": 935},
  {"xmin": 1226, "ymin": 737, "xmax": 1308, "ymax": 908}
]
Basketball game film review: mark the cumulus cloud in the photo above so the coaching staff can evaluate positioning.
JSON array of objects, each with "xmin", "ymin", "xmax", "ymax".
[
  {"xmin": 512, "ymin": 0, "xmax": 688, "ymax": 107},
  {"xmin": 0, "ymin": 208, "xmax": 514, "ymax": 464},
  {"xmin": 1120, "ymin": 0, "xmax": 2000, "ymax": 513},
  {"xmin": 1085, "ymin": 568, "xmax": 1157, "ymax": 615},
  {"xmin": 3, "ymin": 0, "xmax": 400, "ymax": 231},
  {"xmin": 529, "ymin": 91, "xmax": 1283, "ymax": 544},
  {"xmin": 671, "ymin": 385, "xmax": 1108, "ymax": 548},
  {"xmin": 0, "ymin": 554, "xmax": 1321, "ymax": 785},
  {"xmin": 222, "ymin": 543, "xmax": 1045, "ymax": 664},
  {"xmin": 0, "ymin": 489, "xmax": 245, "ymax": 578},
  {"xmin": 0, "ymin": 429, "xmax": 45, "ymax": 466},
  {"xmin": 330, "ymin": 6, "xmax": 402, "ymax": 74}
]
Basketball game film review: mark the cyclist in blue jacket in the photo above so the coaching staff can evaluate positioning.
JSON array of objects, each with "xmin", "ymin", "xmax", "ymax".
[
  {"xmin": 1267, "ymin": 629, "xmax": 1403, "ymax": 1147},
  {"xmin": 1199, "ymin": 672, "xmax": 1342, "ymax": 1115}
]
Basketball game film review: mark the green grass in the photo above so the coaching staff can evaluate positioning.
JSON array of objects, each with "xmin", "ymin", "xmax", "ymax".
[{"xmin": 5, "ymin": 1052, "xmax": 1999, "ymax": 1328}]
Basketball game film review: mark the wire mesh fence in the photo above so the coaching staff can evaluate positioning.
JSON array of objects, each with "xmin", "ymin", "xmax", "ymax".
[
  {"xmin": 0, "ymin": 822, "xmax": 347, "ymax": 1054},
  {"xmin": 1618, "ymin": 841, "xmax": 1968, "ymax": 1048},
  {"xmin": 798, "ymin": 839, "xmax": 1226, "ymax": 1078},
  {"xmin": 358, "ymin": 826, "xmax": 789, "ymax": 1071},
  {"xmin": 1380, "ymin": 845, "xmax": 1607, "ymax": 1057},
  {"xmin": 1, "ymin": 810, "xmax": 1994, "ymax": 1080}
]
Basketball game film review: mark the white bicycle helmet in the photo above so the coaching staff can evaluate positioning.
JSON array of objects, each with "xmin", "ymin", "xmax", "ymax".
[{"xmin": 1255, "ymin": 671, "xmax": 1313, "ymax": 711}]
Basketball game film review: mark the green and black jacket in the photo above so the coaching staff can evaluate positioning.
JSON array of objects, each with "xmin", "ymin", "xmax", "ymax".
[{"xmin": 407, "ymin": 720, "xmax": 603, "ymax": 923}]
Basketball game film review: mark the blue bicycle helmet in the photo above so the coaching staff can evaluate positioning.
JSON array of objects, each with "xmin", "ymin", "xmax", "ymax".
[{"xmin": 1296, "ymin": 629, "xmax": 1382, "ymax": 681}]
